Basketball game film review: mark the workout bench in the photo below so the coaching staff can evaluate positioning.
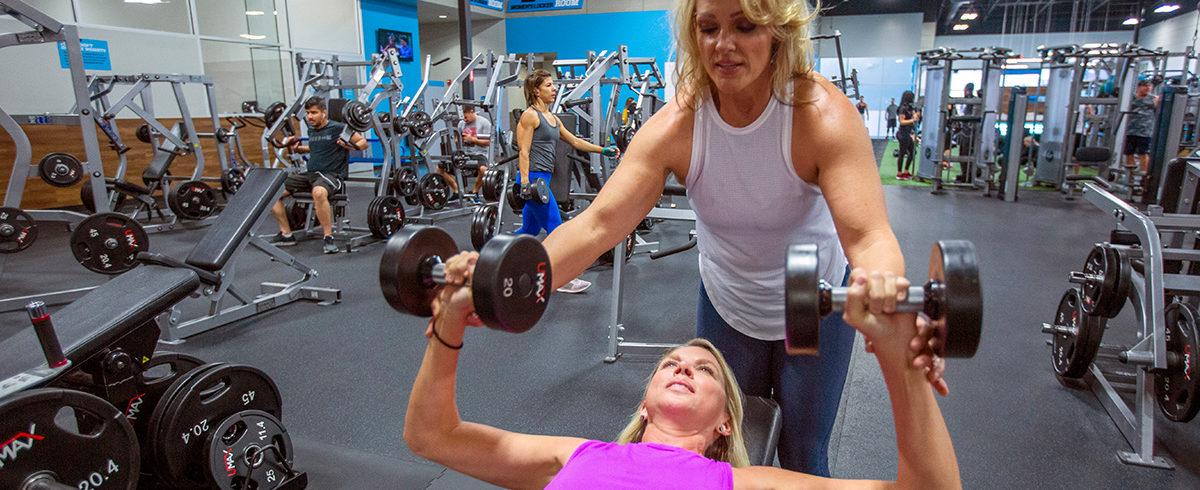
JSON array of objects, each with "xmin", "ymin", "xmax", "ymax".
[{"xmin": 139, "ymin": 167, "xmax": 341, "ymax": 341}]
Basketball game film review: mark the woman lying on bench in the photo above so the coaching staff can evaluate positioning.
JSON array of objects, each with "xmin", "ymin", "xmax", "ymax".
[{"xmin": 403, "ymin": 253, "xmax": 961, "ymax": 489}]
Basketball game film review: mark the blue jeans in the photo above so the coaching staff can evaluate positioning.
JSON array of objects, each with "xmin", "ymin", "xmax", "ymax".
[
  {"xmin": 514, "ymin": 171, "xmax": 562, "ymax": 236},
  {"xmin": 696, "ymin": 268, "xmax": 854, "ymax": 476}
]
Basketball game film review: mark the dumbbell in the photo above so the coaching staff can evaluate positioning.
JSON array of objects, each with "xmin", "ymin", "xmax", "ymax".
[
  {"xmin": 516, "ymin": 178, "xmax": 550, "ymax": 204},
  {"xmin": 784, "ymin": 240, "xmax": 982, "ymax": 357},
  {"xmin": 379, "ymin": 226, "xmax": 552, "ymax": 333}
]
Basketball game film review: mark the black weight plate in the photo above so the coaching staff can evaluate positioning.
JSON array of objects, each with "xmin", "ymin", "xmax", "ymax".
[
  {"xmin": 287, "ymin": 202, "xmax": 309, "ymax": 231},
  {"xmin": 205, "ymin": 410, "xmax": 295, "ymax": 490},
  {"xmin": 507, "ymin": 181, "xmax": 525, "ymax": 214},
  {"xmin": 481, "ymin": 169, "xmax": 502, "ymax": 202},
  {"xmin": 342, "ymin": 100, "xmax": 372, "ymax": 132},
  {"xmin": 1081, "ymin": 244, "xmax": 1129, "ymax": 319},
  {"xmin": 38, "ymin": 152, "xmax": 83, "ymax": 187},
  {"xmin": 470, "ymin": 204, "xmax": 499, "ymax": 251},
  {"xmin": 80, "ymin": 180, "xmax": 126, "ymax": 214},
  {"xmin": 398, "ymin": 167, "xmax": 419, "ymax": 196},
  {"xmin": 529, "ymin": 178, "xmax": 550, "ymax": 204},
  {"xmin": 167, "ymin": 180, "xmax": 218, "ymax": 220},
  {"xmin": 0, "ymin": 206, "xmax": 38, "ymax": 254},
  {"xmin": 375, "ymin": 196, "xmax": 406, "ymax": 239},
  {"xmin": 136, "ymin": 124, "xmax": 153, "ymax": 144},
  {"xmin": 146, "ymin": 361, "xmax": 227, "ymax": 485},
  {"xmin": 0, "ymin": 388, "xmax": 140, "ymax": 490},
  {"xmin": 367, "ymin": 196, "xmax": 381, "ymax": 238},
  {"xmin": 124, "ymin": 352, "xmax": 205, "ymax": 475},
  {"xmin": 930, "ymin": 240, "xmax": 982, "ymax": 358},
  {"xmin": 263, "ymin": 102, "xmax": 287, "ymax": 128},
  {"xmin": 70, "ymin": 212, "xmax": 149, "ymax": 274},
  {"xmin": 1156, "ymin": 303, "xmax": 1200, "ymax": 422},
  {"xmin": 1050, "ymin": 288, "xmax": 1105, "ymax": 379},
  {"xmin": 472, "ymin": 234, "xmax": 552, "ymax": 333},
  {"xmin": 784, "ymin": 244, "xmax": 822, "ymax": 356},
  {"xmin": 222, "ymin": 167, "xmax": 245, "ymax": 195},
  {"xmin": 380, "ymin": 226, "xmax": 459, "ymax": 317},
  {"xmin": 153, "ymin": 364, "xmax": 284, "ymax": 488},
  {"xmin": 599, "ymin": 233, "xmax": 635, "ymax": 264},
  {"xmin": 419, "ymin": 173, "xmax": 451, "ymax": 210}
]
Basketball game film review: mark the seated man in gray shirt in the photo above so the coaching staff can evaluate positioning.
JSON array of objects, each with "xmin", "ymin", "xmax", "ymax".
[
  {"xmin": 268, "ymin": 96, "xmax": 368, "ymax": 254},
  {"xmin": 458, "ymin": 106, "xmax": 492, "ymax": 199}
]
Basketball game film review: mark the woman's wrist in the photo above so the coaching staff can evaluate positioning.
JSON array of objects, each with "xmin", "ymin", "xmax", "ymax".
[{"xmin": 432, "ymin": 312, "xmax": 467, "ymax": 347}]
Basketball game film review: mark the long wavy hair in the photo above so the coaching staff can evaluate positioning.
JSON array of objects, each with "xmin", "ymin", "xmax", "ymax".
[
  {"xmin": 673, "ymin": 0, "xmax": 821, "ymax": 108},
  {"xmin": 614, "ymin": 338, "xmax": 751, "ymax": 467}
]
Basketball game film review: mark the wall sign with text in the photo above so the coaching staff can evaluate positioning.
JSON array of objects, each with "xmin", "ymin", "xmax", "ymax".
[
  {"xmin": 508, "ymin": 0, "xmax": 583, "ymax": 13},
  {"xmin": 471, "ymin": 0, "xmax": 504, "ymax": 10},
  {"xmin": 57, "ymin": 38, "xmax": 111, "ymax": 71}
]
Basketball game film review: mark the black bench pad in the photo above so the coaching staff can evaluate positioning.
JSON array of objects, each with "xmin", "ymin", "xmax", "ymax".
[
  {"xmin": 185, "ymin": 168, "xmax": 285, "ymax": 272},
  {"xmin": 141, "ymin": 124, "xmax": 184, "ymax": 182},
  {"xmin": 0, "ymin": 266, "xmax": 199, "ymax": 381},
  {"xmin": 742, "ymin": 395, "xmax": 782, "ymax": 466}
]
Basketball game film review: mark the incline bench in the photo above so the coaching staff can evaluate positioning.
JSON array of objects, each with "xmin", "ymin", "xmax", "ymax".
[{"xmin": 138, "ymin": 167, "xmax": 341, "ymax": 341}]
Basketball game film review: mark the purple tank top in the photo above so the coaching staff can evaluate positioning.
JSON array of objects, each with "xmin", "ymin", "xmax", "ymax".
[{"xmin": 545, "ymin": 440, "xmax": 733, "ymax": 489}]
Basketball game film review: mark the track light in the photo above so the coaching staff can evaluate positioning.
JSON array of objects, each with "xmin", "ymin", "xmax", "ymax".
[
  {"xmin": 1123, "ymin": 16, "xmax": 1140, "ymax": 26},
  {"xmin": 1153, "ymin": 2, "xmax": 1181, "ymax": 14},
  {"xmin": 953, "ymin": 24, "xmax": 970, "ymax": 31}
]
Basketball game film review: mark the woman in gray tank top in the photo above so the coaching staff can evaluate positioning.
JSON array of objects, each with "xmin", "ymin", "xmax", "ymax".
[{"xmin": 514, "ymin": 69, "xmax": 620, "ymax": 293}]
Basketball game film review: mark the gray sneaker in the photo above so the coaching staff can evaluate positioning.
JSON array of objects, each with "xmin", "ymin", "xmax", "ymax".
[
  {"xmin": 269, "ymin": 233, "xmax": 297, "ymax": 247},
  {"xmin": 323, "ymin": 236, "xmax": 339, "ymax": 254}
]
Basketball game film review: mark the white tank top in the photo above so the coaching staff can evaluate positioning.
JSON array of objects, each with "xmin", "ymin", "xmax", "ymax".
[{"xmin": 685, "ymin": 88, "xmax": 848, "ymax": 341}]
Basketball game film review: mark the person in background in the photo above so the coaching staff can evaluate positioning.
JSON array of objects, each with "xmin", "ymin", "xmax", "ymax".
[
  {"xmin": 1124, "ymin": 79, "xmax": 1160, "ymax": 173},
  {"xmin": 885, "ymin": 98, "xmax": 898, "ymax": 139},
  {"xmin": 896, "ymin": 91, "xmax": 918, "ymax": 180},
  {"xmin": 855, "ymin": 96, "xmax": 868, "ymax": 125},
  {"xmin": 459, "ymin": 106, "xmax": 492, "ymax": 200}
]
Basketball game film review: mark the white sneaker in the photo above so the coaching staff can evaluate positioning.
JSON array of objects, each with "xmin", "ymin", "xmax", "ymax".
[{"xmin": 557, "ymin": 278, "xmax": 591, "ymax": 294}]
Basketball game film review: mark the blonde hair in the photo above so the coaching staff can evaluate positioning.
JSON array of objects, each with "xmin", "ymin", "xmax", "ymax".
[
  {"xmin": 523, "ymin": 68, "xmax": 554, "ymax": 107},
  {"xmin": 614, "ymin": 338, "xmax": 751, "ymax": 467},
  {"xmin": 673, "ymin": 0, "xmax": 820, "ymax": 108}
]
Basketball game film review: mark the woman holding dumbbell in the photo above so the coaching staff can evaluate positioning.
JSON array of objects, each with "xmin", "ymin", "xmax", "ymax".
[
  {"xmin": 403, "ymin": 252, "xmax": 961, "ymax": 488},
  {"xmin": 475, "ymin": 0, "xmax": 948, "ymax": 475},
  {"xmin": 515, "ymin": 69, "xmax": 620, "ymax": 294}
]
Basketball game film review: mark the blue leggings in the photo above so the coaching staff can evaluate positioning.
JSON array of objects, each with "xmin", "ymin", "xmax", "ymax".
[
  {"xmin": 514, "ymin": 171, "xmax": 562, "ymax": 236},
  {"xmin": 696, "ymin": 269, "xmax": 854, "ymax": 476}
]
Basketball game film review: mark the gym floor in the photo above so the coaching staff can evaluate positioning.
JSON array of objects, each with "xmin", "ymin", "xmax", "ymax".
[{"xmin": 3, "ymin": 161, "xmax": 1200, "ymax": 488}]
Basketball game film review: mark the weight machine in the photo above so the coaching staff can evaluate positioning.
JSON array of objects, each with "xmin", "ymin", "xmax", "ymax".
[
  {"xmin": 916, "ymin": 46, "xmax": 1015, "ymax": 195},
  {"xmin": 1032, "ymin": 43, "xmax": 1175, "ymax": 197},
  {"xmin": 79, "ymin": 73, "xmax": 232, "ymax": 232}
]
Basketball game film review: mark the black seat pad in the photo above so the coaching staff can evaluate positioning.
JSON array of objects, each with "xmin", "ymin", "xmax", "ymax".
[
  {"xmin": 742, "ymin": 395, "xmax": 782, "ymax": 466},
  {"xmin": 112, "ymin": 180, "xmax": 153, "ymax": 195},
  {"xmin": 185, "ymin": 168, "xmax": 285, "ymax": 271},
  {"xmin": 292, "ymin": 192, "xmax": 347, "ymax": 202},
  {"xmin": 0, "ymin": 266, "xmax": 198, "ymax": 382},
  {"xmin": 141, "ymin": 124, "xmax": 185, "ymax": 182}
]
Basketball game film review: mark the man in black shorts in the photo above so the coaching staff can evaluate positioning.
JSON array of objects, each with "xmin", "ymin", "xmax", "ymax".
[
  {"xmin": 1123, "ymin": 79, "xmax": 1159, "ymax": 173},
  {"xmin": 268, "ymin": 96, "xmax": 368, "ymax": 254}
]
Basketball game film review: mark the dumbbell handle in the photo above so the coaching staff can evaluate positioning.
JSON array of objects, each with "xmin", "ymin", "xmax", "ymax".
[
  {"xmin": 26, "ymin": 301, "xmax": 68, "ymax": 369},
  {"xmin": 421, "ymin": 256, "xmax": 469, "ymax": 289},
  {"xmin": 826, "ymin": 282, "xmax": 932, "ymax": 313}
]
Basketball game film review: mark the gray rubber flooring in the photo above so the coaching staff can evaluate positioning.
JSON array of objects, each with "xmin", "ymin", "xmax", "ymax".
[{"xmin": 2, "ymin": 181, "xmax": 1199, "ymax": 489}]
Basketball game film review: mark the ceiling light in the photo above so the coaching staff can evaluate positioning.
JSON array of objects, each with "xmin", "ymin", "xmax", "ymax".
[
  {"xmin": 953, "ymin": 24, "xmax": 970, "ymax": 31},
  {"xmin": 246, "ymin": 10, "xmax": 265, "ymax": 16},
  {"xmin": 895, "ymin": 58, "xmax": 906, "ymax": 63},
  {"xmin": 438, "ymin": 14, "xmax": 448, "ymax": 18},
  {"xmin": 1006, "ymin": 58, "xmax": 1040, "ymax": 64},
  {"xmin": 239, "ymin": 34, "xmax": 267, "ymax": 40},
  {"xmin": 1123, "ymin": 16, "xmax": 1140, "ymax": 25},
  {"xmin": 124, "ymin": 0, "xmax": 166, "ymax": 4},
  {"xmin": 1006, "ymin": 64, "xmax": 1030, "ymax": 69},
  {"xmin": 960, "ymin": 12, "xmax": 978, "ymax": 21},
  {"xmin": 1153, "ymin": 2, "xmax": 1181, "ymax": 13}
]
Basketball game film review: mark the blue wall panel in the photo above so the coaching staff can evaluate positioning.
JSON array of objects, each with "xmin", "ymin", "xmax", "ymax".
[{"xmin": 360, "ymin": 0, "xmax": 422, "ymax": 97}]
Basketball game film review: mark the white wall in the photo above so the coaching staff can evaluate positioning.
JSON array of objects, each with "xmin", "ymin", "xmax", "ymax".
[
  {"xmin": 418, "ymin": 19, "xmax": 506, "ymax": 90},
  {"xmin": 0, "ymin": 18, "xmax": 208, "ymax": 117},
  {"xmin": 932, "ymin": 31, "xmax": 1133, "ymax": 58},
  {"xmin": 1140, "ymin": 11, "xmax": 1199, "ymax": 53},
  {"xmin": 287, "ymin": 0, "xmax": 362, "ymax": 54},
  {"xmin": 813, "ymin": 13, "xmax": 925, "ymax": 58}
]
